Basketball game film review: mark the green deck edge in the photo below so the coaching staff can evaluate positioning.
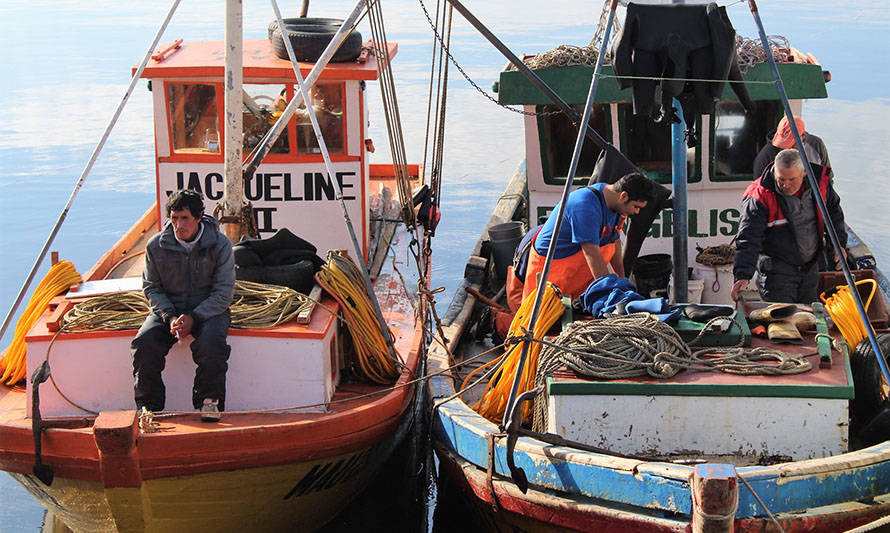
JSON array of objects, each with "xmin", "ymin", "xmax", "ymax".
[{"xmin": 497, "ymin": 62, "xmax": 827, "ymax": 106}]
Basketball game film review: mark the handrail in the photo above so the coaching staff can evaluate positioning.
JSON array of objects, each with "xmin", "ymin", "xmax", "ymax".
[
  {"xmin": 747, "ymin": 0, "xmax": 889, "ymax": 385},
  {"xmin": 0, "ymin": 0, "xmax": 182, "ymax": 344}
]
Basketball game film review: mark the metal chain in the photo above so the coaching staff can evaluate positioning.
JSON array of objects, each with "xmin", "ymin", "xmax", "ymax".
[{"xmin": 416, "ymin": 0, "xmax": 562, "ymax": 117}]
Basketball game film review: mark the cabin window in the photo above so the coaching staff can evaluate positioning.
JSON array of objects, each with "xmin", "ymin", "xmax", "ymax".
[
  {"xmin": 711, "ymin": 100, "xmax": 781, "ymax": 181},
  {"xmin": 296, "ymin": 83, "xmax": 345, "ymax": 155},
  {"xmin": 243, "ymin": 84, "xmax": 290, "ymax": 154},
  {"xmin": 617, "ymin": 103, "xmax": 698, "ymax": 184},
  {"xmin": 537, "ymin": 103, "xmax": 611, "ymax": 185},
  {"xmin": 167, "ymin": 83, "xmax": 220, "ymax": 154}
]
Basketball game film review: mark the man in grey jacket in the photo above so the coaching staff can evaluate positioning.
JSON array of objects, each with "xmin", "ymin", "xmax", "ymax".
[{"xmin": 131, "ymin": 189, "xmax": 235, "ymax": 422}]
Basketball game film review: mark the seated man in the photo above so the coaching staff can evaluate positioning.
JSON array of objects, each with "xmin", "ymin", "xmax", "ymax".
[
  {"xmin": 131, "ymin": 189, "xmax": 235, "ymax": 422},
  {"xmin": 732, "ymin": 149, "xmax": 846, "ymax": 304},
  {"xmin": 523, "ymin": 172, "xmax": 653, "ymax": 301}
]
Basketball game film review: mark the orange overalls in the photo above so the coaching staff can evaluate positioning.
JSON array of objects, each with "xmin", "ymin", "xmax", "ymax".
[{"xmin": 521, "ymin": 201, "xmax": 625, "ymax": 301}]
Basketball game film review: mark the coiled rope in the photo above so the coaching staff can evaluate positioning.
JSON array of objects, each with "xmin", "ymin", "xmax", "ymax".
[
  {"xmin": 531, "ymin": 314, "xmax": 812, "ymax": 432},
  {"xmin": 463, "ymin": 282, "xmax": 564, "ymax": 423},
  {"xmin": 59, "ymin": 280, "xmax": 314, "ymax": 333},
  {"xmin": 821, "ymin": 279, "xmax": 877, "ymax": 349},
  {"xmin": 736, "ymin": 34, "xmax": 791, "ymax": 72},
  {"xmin": 316, "ymin": 251, "xmax": 401, "ymax": 385},
  {"xmin": 0, "ymin": 260, "xmax": 82, "ymax": 385}
]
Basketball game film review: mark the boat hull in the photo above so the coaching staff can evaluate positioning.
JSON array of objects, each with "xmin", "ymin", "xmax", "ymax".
[{"xmin": 11, "ymin": 439, "xmax": 392, "ymax": 532}]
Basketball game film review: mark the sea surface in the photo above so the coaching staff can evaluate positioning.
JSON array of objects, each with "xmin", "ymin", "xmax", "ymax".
[{"xmin": 1, "ymin": 0, "xmax": 889, "ymax": 531}]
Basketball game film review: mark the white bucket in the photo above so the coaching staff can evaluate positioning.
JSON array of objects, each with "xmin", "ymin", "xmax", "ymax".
[
  {"xmin": 668, "ymin": 277, "xmax": 704, "ymax": 304},
  {"xmin": 693, "ymin": 263, "xmax": 734, "ymax": 305}
]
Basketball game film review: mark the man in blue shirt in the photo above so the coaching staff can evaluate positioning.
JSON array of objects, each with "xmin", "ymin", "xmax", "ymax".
[{"xmin": 523, "ymin": 172, "xmax": 653, "ymax": 300}]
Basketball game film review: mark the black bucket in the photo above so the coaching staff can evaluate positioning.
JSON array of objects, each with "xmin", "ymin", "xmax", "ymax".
[
  {"xmin": 488, "ymin": 221, "xmax": 523, "ymax": 282},
  {"xmin": 632, "ymin": 253, "xmax": 672, "ymax": 298}
]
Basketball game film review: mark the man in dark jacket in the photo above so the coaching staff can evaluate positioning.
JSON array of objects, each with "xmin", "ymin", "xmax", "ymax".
[
  {"xmin": 731, "ymin": 149, "xmax": 846, "ymax": 304},
  {"xmin": 131, "ymin": 189, "xmax": 235, "ymax": 422}
]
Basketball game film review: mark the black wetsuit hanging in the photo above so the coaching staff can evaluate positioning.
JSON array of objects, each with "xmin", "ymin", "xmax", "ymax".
[{"xmin": 613, "ymin": 2, "xmax": 756, "ymax": 146}]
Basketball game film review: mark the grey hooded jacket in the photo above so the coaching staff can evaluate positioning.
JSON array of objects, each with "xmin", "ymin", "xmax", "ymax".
[{"xmin": 142, "ymin": 215, "xmax": 235, "ymax": 324}]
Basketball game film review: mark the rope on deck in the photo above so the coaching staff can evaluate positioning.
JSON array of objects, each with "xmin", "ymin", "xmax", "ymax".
[{"xmin": 531, "ymin": 313, "xmax": 813, "ymax": 432}]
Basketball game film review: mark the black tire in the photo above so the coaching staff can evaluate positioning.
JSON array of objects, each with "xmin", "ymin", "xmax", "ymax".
[
  {"xmin": 850, "ymin": 334, "xmax": 890, "ymax": 437},
  {"xmin": 269, "ymin": 23, "xmax": 363, "ymax": 63},
  {"xmin": 268, "ymin": 18, "xmax": 343, "ymax": 39}
]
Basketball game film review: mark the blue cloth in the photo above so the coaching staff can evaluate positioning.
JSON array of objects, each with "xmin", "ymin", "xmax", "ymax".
[
  {"xmin": 578, "ymin": 274, "xmax": 681, "ymax": 323},
  {"xmin": 534, "ymin": 184, "xmax": 622, "ymax": 259}
]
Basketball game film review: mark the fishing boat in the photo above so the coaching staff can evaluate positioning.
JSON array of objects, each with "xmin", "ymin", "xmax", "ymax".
[
  {"xmin": 428, "ymin": 0, "xmax": 890, "ymax": 530},
  {"xmin": 0, "ymin": 2, "xmax": 432, "ymax": 531}
]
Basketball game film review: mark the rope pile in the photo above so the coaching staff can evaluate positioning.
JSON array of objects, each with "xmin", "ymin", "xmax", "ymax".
[
  {"xmin": 821, "ymin": 279, "xmax": 877, "ymax": 349},
  {"xmin": 60, "ymin": 280, "xmax": 313, "ymax": 333},
  {"xmin": 462, "ymin": 282, "xmax": 564, "ymax": 423},
  {"xmin": 736, "ymin": 34, "xmax": 791, "ymax": 72},
  {"xmin": 507, "ymin": 44, "xmax": 603, "ymax": 71},
  {"xmin": 0, "ymin": 260, "xmax": 82, "ymax": 385},
  {"xmin": 316, "ymin": 251, "xmax": 401, "ymax": 385},
  {"xmin": 695, "ymin": 243, "xmax": 735, "ymax": 266},
  {"xmin": 531, "ymin": 314, "xmax": 812, "ymax": 431}
]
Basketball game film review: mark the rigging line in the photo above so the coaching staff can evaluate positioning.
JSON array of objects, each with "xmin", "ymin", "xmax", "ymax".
[
  {"xmin": 431, "ymin": 3, "xmax": 453, "ymax": 206},
  {"xmin": 602, "ymin": 73, "xmax": 775, "ymax": 84},
  {"xmin": 425, "ymin": 0, "xmax": 447, "ymax": 206},
  {"xmin": 0, "ymin": 0, "xmax": 182, "ymax": 344},
  {"xmin": 416, "ymin": 0, "xmax": 560, "ymax": 118},
  {"xmin": 421, "ymin": 0, "xmax": 444, "ymax": 175}
]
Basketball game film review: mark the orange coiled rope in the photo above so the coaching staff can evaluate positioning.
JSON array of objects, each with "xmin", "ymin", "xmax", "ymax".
[
  {"xmin": 0, "ymin": 260, "xmax": 82, "ymax": 385},
  {"xmin": 464, "ymin": 282, "xmax": 564, "ymax": 423}
]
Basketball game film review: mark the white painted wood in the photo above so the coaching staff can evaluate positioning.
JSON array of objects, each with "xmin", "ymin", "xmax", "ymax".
[
  {"xmin": 547, "ymin": 393, "xmax": 848, "ymax": 460},
  {"xmin": 27, "ymin": 324, "xmax": 337, "ymax": 417},
  {"xmin": 66, "ymin": 278, "xmax": 142, "ymax": 299},
  {"xmin": 157, "ymin": 161, "xmax": 367, "ymax": 257}
]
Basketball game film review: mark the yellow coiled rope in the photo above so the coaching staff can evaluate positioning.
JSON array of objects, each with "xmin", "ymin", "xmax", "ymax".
[
  {"xmin": 464, "ymin": 282, "xmax": 564, "ymax": 423},
  {"xmin": 0, "ymin": 260, "xmax": 82, "ymax": 385},
  {"xmin": 316, "ymin": 251, "xmax": 401, "ymax": 385},
  {"xmin": 821, "ymin": 279, "xmax": 877, "ymax": 349},
  {"xmin": 59, "ymin": 280, "xmax": 313, "ymax": 333}
]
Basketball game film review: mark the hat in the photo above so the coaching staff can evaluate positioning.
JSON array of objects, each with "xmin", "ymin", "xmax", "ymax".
[{"xmin": 772, "ymin": 115, "xmax": 806, "ymax": 149}]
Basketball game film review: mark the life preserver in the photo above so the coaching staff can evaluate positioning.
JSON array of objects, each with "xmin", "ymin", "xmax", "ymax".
[{"xmin": 268, "ymin": 18, "xmax": 363, "ymax": 62}]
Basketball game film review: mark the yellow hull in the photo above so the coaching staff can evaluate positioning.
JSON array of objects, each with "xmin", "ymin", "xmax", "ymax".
[{"xmin": 11, "ymin": 447, "xmax": 375, "ymax": 532}]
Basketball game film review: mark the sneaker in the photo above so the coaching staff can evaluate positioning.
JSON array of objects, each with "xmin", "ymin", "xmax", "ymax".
[{"xmin": 200, "ymin": 399, "xmax": 221, "ymax": 423}]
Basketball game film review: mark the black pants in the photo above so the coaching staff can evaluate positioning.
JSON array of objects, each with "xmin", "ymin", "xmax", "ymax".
[
  {"xmin": 131, "ymin": 311, "xmax": 231, "ymax": 412},
  {"xmin": 755, "ymin": 255, "xmax": 819, "ymax": 304}
]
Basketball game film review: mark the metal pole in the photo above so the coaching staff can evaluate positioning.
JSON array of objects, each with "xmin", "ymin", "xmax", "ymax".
[
  {"xmin": 671, "ymin": 98, "xmax": 688, "ymax": 302},
  {"xmin": 223, "ymin": 0, "xmax": 244, "ymax": 243},
  {"xmin": 501, "ymin": 0, "xmax": 620, "ymax": 429},
  {"xmin": 0, "ymin": 0, "xmax": 182, "ymax": 343},
  {"xmin": 269, "ymin": 0, "xmax": 399, "ymax": 365},
  {"xmin": 243, "ymin": 0, "xmax": 367, "ymax": 181},
  {"xmin": 747, "ymin": 0, "xmax": 890, "ymax": 384},
  {"xmin": 443, "ymin": 0, "xmax": 638, "ymax": 173}
]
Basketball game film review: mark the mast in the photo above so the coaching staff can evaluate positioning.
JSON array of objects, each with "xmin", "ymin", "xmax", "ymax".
[{"xmin": 222, "ymin": 0, "xmax": 244, "ymax": 242}]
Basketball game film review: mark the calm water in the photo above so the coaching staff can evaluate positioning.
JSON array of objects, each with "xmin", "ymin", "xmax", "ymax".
[{"xmin": 1, "ymin": 0, "xmax": 889, "ymax": 530}]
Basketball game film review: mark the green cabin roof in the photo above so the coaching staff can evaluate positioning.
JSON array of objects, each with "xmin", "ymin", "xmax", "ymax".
[{"xmin": 496, "ymin": 62, "xmax": 827, "ymax": 105}]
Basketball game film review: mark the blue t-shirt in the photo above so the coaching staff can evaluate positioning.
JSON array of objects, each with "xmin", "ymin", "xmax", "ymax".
[{"xmin": 534, "ymin": 184, "xmax": 623, "ymax": 259}]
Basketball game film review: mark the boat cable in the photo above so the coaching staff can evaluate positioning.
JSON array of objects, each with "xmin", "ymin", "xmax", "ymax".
[
  {"xmin": 845, "ymin": 514, "xmax": 890, "ymax": 533},
  {"xmin": 0, "ymin": 261, "xmax": 82, "ymax": 385},
  {"xmin": 467, "ymin": 283, "xmax": 565, "ymax": 423},
  {"xmin": 530, "ymin": 313, "xmax": 813, "ymax": 432},
  {"xmin": 420, "ymin": 0, "xmax": 452, "ymax": 203},
  {"xmin": 821, "ymin": 279, "xmax": 877, "ymax": 350},
  {"xmin": 735, "ymin": 474, "xmax": 785, "ymax": 533}
]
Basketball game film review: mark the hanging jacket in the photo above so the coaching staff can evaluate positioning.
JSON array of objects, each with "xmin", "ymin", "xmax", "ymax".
[{"xmin": 733, "ymin": 162, "xmax": 846, "ymax": 282}]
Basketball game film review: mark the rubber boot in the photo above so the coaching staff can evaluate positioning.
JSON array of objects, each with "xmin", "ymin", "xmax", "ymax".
[
  {"xmin": 789, "ymin": 311, "xmax": 817, "ymax": 332},
  {"xmin": 749, "ymin": 303, "xmax": 798, "ymax": 323},
  {"xmin": 767, "ymin": 320, "xmax": 803, "ymax": 344}
]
